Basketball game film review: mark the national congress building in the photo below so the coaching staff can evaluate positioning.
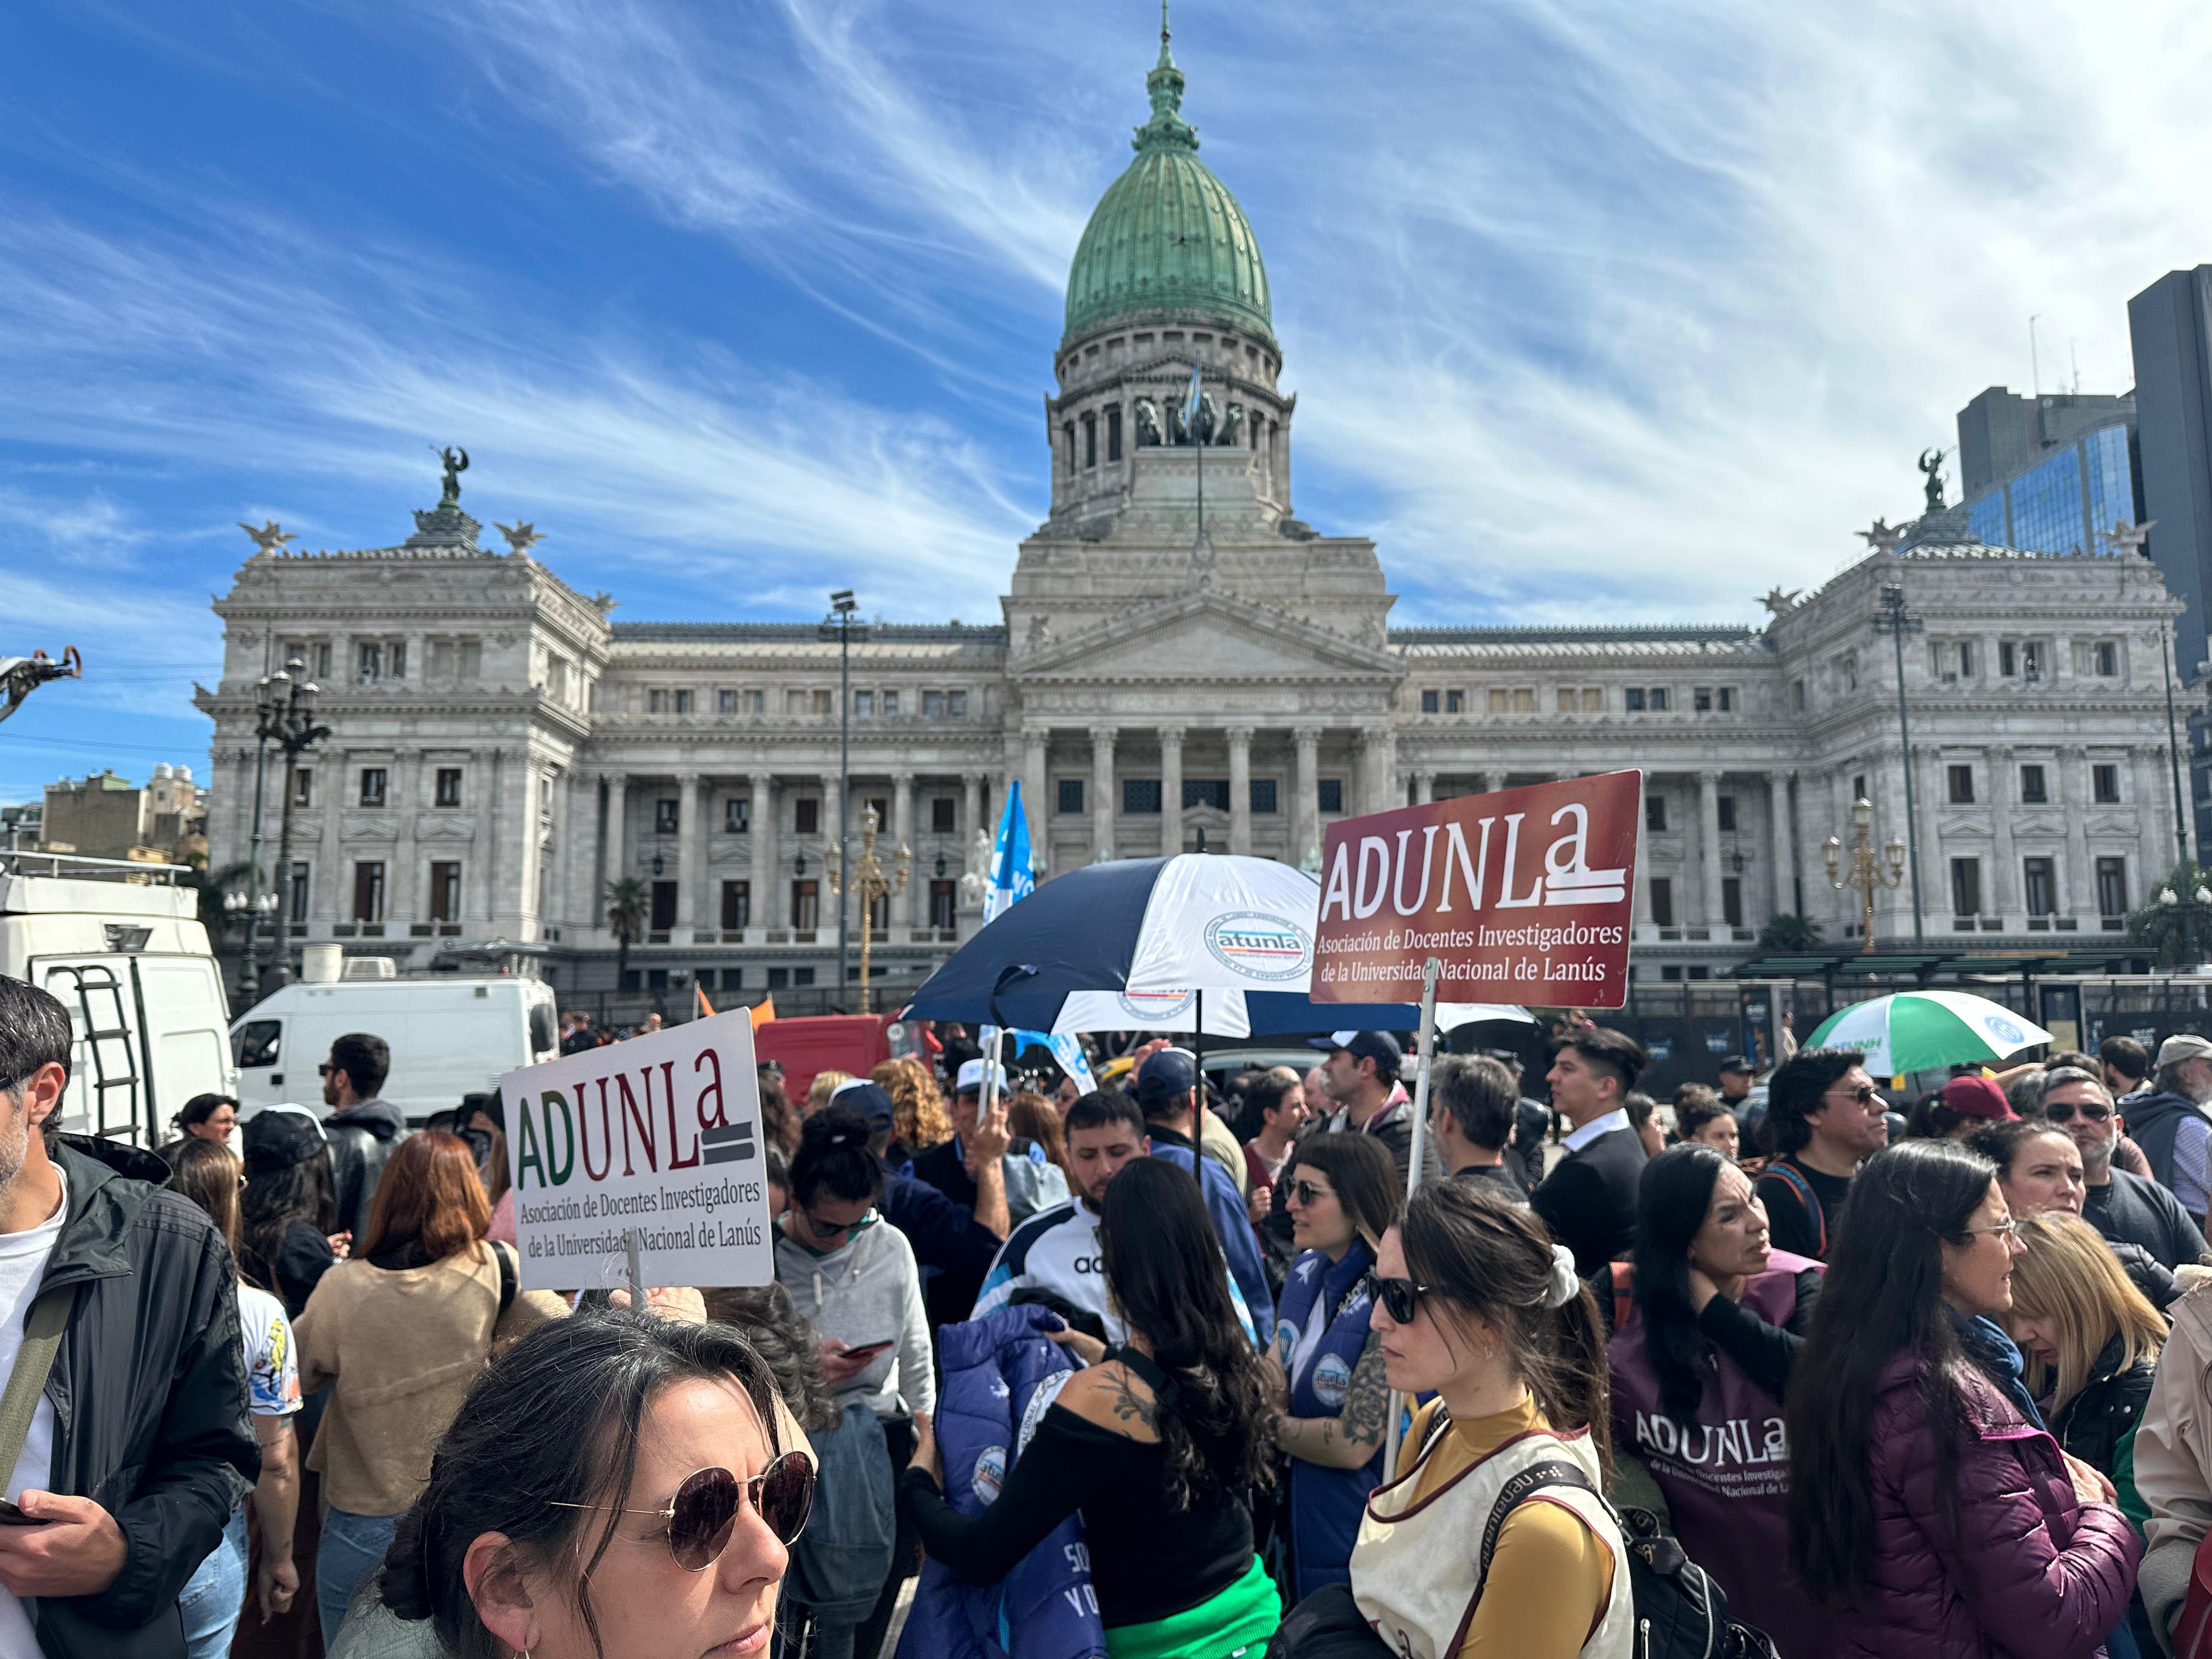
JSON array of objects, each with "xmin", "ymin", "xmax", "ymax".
[{"xmin": 197, "ymin": 29, "xmax": 2188, "ymax": 1006}]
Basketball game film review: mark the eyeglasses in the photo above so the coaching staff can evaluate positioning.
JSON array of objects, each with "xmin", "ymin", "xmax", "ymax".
[
  {"xmin": 1827, "ymin": 1083, "xmax": 1881, "ymax": 1106},
  {"xmin": 803, "ymin": 1210, "xmax": 875, "ymax": 1244},
  {"xmin": 550, "ymin": 1452, "xmax": 815, "ymax": 1570},
  {"xmin": 1287, "ymin": 1180, "xmax": 1336, "ymax": 1207},
  {"xmin": 315, "ymin": 1063, "xmax": 335, "ymax": 1077},
  {"xmin": 2043, "ymin": 1100, "xmax": 2113, "ymax": 1124},
  {"xmin": 1960, "ymin": 1217, "xmax": 2021, "ymax": 1242},
  {"xmin": 1365, "ymin": 1272, "xmax": 1437, "ymax": 1325}
]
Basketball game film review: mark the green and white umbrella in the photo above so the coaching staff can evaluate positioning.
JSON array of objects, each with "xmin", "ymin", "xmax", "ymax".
[{"xmin": 1806, "ymin": 991, "xmax": 2051, "ymax": 1078}]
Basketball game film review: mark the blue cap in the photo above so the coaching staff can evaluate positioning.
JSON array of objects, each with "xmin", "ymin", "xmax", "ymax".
[
  {"xmin": 1308, "ymin": 1030, "xmax": 1403, "ymax": 1074},
  {"xmin": 830, "ymin": 1079, "xmax": 896, "ymax": 1131},
  {"xmin": 1135, "ymin": 1047, "xmax": 1199, "ymax": 1109}
]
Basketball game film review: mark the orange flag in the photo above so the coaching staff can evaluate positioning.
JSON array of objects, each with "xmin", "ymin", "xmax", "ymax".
[
  {"xmin": 696, "ymin": 984, "xmax": 716, "ymax": 1019},
  {"xmin": 751, "ymin": 996, "xmax": 776, "ymax": 1030}
]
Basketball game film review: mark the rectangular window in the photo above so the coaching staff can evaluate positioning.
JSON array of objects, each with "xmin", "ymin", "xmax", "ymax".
[
  {"xmin": 2096, "ymin": 857, "xmax": 2129, "ymax": 919},
  {"xmin": 289, "ymin": 861, "xmax": 311, "ymax": 924},
  {"xmin": 429, "ymin": 861, "xmax": 462, "ymax": 923},
  {"xmin": 718, "ymin": 689, "xmax": 737, "ymax": 714},
  {"xmin": 720, "ymin": 881, "xmax": 751, "ymax": 930},
  {"xmin": 1084, "ymin": 414, "xmax": 1097, "ymax": 468},
  {"xmin": 1511, "ymin": 689, "xmax": 1535, "ymax": 713},
  {"xmin": 795, "ymin": 798, "xmax": 819, "ymax": 834},
  {"xmin": 1625, "ymin": 688, "xmax": 1646, "ymax": 712},
  {"xmin": 1950, "ymin": 858, "xmax": 1983, "ymax": 917},
  {"xmin": 725, "ymin": 797, "xmax": 750, "ymax": 834},
  {"xmin": 358, "ymin": 642, "xmax": 382, "ymax": 682},
  {"xmin": 1646, "ymin": 797, "xmax": 1668, "ymax": 832},
  {"xmin": 1695, "ymin": 687, "xmax": 1713, "ymax": 713},
  {"xmin": 1948, "ymin": 765, "xmax": 1975, "ymax": 804},
  {"xmin": 1184, "ymin": 778, "xmax": 1231, "ymax": 812},
  {"xmin": 719, "ymin": 969, "xmax": 745, "ymax": 991},
  {"xmin": 2024, "ymin": 857, "xmax": 2057, "ymax": 917},
  {"xmin": 2022, "ymin": 641, "xmax": 2042, "ymax": 678},
  {"xmin": 929, "ymin": 879, "xmax": 956, "ymax": 929},
  {"xmin": 2095, "ymin": 641, "xmax": 2119, "ymax": 676},
  {"xmin": 2021, "ymin": 765, "xmax": 2049, "ymax": 804},
  {"xmin": 1250, "ymin": 778, "xmax": 1278, "ymax": 815},
  {"xmin": 1420, "ymin": 690, "xmax": 1439, "ymax": 713},
  {"xmin": 388, "ymin": 641, "xmax": 407, "ymax": 679},
  {"xmin": 766, "ymin": 967, "xmax": 788, "ymax": 990},
  {"xmin": 866, "ymin": 796, "xmax": 889, "ymax": 832},
  {"xmin": 291, "ymin": 768, "xmax": 313, "ymax": 809},
  {"xmin": 1649, "ymin": 878, "xmax": 1675, "ymax": 928},
  {"xmin": 1558, "ymin": 687, "xmax": 1577, "ymax": 713},
  {"xmin": 1107, "ymin": 407, "xmax": 1122, "ymax": 461},
  {"xmin": 948, "ymin": 690, "xmax": 968, "ymax": 716},
  {"xmin": 654, "ymin": 798, "xmax": 679, "ymax": 834},
  {"xmin": 1318, "ymin": 778, "xmax": 1344, "ymax": 814},
  {"xmin": 854, "ymin": 690, "xmax": 874, "ymax": 716},
  {"xmin": 742, "ymin": 690, "xmax": 763, "ymax": 714},
  {"xmin": 793, "ymin": 967, "xmax": 816, "ymax": 986},
  {"xmin": 1853, "ymin": 774, "xmax": 1867, "ymax": 803},
  {"xmin": 1718, "ymin": 687, "xmax": 1735, "ymax": 712},
  {"xmin": 2092, "ymin": 763, "xmax": 2120, "ymax": 803},
  {"xmin": 881, "ymin": 690, "xmax": 898, "ymax": 716},
  {"xmin": 1717, "ymin": 795, "xmax": 1737, "ymax": 833},
  {"xmin": 922, "ymin": 690, "xmax": 945, "ymax": 718},
  {"xmin": 785, "ymin": 689, "xmax": 809, "ymax": 715},
  {"xmin": 650, "ymin": 881, "xmax": 678, "ymax": 932},
  {"xmin": 1122, "ymin": 779, "xmax": 1162, "ymax": 815},
  {"xmin": 812, "ymin": 690, "xmax": 832, "ymax": 715},
  {"xmin": 791, "ymin": 880, "xmax": 820, "ymax": 931},
  {"xmin": 1582, "ymin": 688, "xmax": 1602, "ymax": 713},
  {"xmin": 435, "ymin": 767, "xmax": 462, "ymax": 808},
  {"xmin": 359, "ymin": 768, "xmax": 388, "ymax": 808},
  {"xmin": 932, "ymin": 797, "xmax": 957, "ymax": 832},
  {"xmin": 1057, "ymin": 778, "xmax": 1085, "ymax": 815},
  {"xmin": 1446, "ymin": 690, "xmax": 1465, "ymax": 713},
  {"xmin": 1488, "ymin": 689, "xmax": 1509, "ymax": 714},
  {"xmin": 1722, "ymin": 876, "xmax": 1743, "ymax": 928},
  {"xmin": 2000, "ymin": 642, "xmax": 2017, "ymax": 677},
  {"xmin": 1959, "ymin": 641, "xmax": 1975, "ymax": 677},
  {"xmin": 1791, "ymin": 679, "xmax": 1806, "ymax": 712},
  {"xmin": 352, "ymin": 861, "xmax": 386, "ymax": 923},
  {"xmin": 1648, "ymin": 687, "xmax": 1670, "ymax": 711},
  {"xmin": 867, "ymin": 890, "xmax": 890, "ymax": 931}
]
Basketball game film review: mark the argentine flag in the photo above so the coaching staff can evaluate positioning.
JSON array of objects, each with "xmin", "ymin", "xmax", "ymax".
[
  {"xmin": 1183, "ymin": 359, "xmax": 1204, "ymax": 436},
  {"xmin": 979, "ymin": 785, "xmax": 1095, "ymax": 1092}
]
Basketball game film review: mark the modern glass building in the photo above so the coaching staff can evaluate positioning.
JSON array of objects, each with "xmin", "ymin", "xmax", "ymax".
[{"xmin": 1957, "ymin": 393, "xmax": 2141, "ymax": 556}]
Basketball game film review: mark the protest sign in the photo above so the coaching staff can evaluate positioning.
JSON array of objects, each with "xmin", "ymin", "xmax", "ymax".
[
  {"xmin": 499, "ymin": 1009, "xmax": 773, "ymax": 1292},
  {"xmin": 1313, "ymin": 770, "xmax": 1643, "ymax": 1009}
]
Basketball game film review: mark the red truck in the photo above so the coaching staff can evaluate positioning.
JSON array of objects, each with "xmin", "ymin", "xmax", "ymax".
[{"xmin": 754, "ymin": 1012, "xmax": 924, "ymax": 1103}]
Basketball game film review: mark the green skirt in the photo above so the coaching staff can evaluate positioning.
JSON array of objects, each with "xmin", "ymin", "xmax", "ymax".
[{"xmin": 1104, "ymin": 1554, "xmax": 1282, "ymax": 1659}]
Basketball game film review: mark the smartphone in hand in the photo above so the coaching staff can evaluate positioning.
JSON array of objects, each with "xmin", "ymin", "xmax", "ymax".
[{"xmin": 0, "ymin": 1500, "xmax": 49, "ymax": 1527}]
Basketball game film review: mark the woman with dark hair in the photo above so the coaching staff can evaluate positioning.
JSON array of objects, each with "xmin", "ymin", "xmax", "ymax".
[
  {"xmin": 1785, "ymin": 1139, "xmax": 2137, "ymax": 1657},
  {"xmin": 902, "ymin": 1156, "xmax": 1282, "ymax": 1657},
  {"xmin": 163, "ymin": 1091, "xmax": 238, "ymax": 1157},
  {"xmin": 297, "ymin": 1130, "xmax": 567, "ymax": 1644},
  {"xmin": 1266, "ymin": 1133, "xmax": 1401, "ymax": 1599},
  {"xmin": 1972, "ymin": 1117, "xmax": 2180, "ymax": 1311},
  {"xmin": 328, "ymin": 1311, "xmax": 814, "ymax": 1659},
  {"xmin": 168, "ymin": 1138, "xmax": 304, "ymax": 1656},
  {"xmin": 1350, "ymin": 1177, "xmax": 1629, "ymax": 1656},
  {"xmin": 775, "ymin": 1103, "xmax": 933, "ymax": 1658},
  {"xmin": 239, "ymin": 1104, "xmax": 344, "ymax": 1317},
  {"xmin": 1610, "ymin": 1144, "xmax": 1824, "ymax": 1655},
  {"xmin": 1670, "ymin": 1085, "xmax": 1740, "ymax": 1159}
]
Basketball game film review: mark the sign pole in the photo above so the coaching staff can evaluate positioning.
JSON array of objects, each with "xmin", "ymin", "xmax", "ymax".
[
  {"xmin": 1383, "ymin": 955, "xmax": 1443, "ymax": 1484},
  {"xmin": 625, "ymin": 1227, "xmax": 644, "ymax": 1307}
]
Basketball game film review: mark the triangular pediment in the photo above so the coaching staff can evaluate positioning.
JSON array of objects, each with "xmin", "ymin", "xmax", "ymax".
[{"xmin": 1015, "ymin": 590, "xmax": 1399, "ymax": 684}]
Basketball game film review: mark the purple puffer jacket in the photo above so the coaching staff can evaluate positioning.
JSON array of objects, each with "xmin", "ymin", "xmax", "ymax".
[{"xmin": 1830, "ymin": 1353, "xmax": 2141, "ymax": 1659}]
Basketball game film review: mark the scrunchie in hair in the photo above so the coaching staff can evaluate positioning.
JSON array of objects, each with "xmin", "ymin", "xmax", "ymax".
[{"xmin": 1542, "ymin": 1243, "xmax": 1579, "ymax": 1310}]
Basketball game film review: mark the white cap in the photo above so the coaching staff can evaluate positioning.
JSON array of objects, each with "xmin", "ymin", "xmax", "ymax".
[{"xmin": 955, "ymin": 1058, "xmax": 1008, "ymax": 1096}]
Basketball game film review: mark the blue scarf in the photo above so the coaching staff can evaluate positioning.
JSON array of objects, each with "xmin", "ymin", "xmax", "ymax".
[{"xmin": 1950, "ymin": 1307, "xmax": 2046, "ymax": 1431}]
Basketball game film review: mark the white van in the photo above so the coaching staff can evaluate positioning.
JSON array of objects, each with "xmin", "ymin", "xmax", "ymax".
[
  {"xmin": 0, "ymin": 851, "xmax": 236, "ymax": 1146},
  {"xmin": 231, "ymin": 963, "xmax": 559, "ymax": 1125}
]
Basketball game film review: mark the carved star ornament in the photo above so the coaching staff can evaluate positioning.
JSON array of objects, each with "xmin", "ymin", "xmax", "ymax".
[
  {"xmin": 495, "ymin": 520, "xmax": 544, "ymax": 554},
  {"xmin": 239, "ymin": 520, "xmax": 296, "ymax": 556}
]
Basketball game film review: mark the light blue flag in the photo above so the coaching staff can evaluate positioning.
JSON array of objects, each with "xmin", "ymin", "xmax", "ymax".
[
  {"xmin": 1183, "ymin": 360, "xmax": 1204, "ymax": 431},
  {"xmin": 984, "ymin": 780, "xmax": 1033, "ymax": 926}
]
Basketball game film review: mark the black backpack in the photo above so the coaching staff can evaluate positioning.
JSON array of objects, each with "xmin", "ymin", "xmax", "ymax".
[{"xmin": 1480, "ymin": 1459, "xmax": 1781, "ymax": 1659}]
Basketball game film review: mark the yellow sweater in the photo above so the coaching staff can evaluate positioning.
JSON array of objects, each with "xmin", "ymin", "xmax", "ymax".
[{"xmin": 1404, "ymin": 1394, "xmax": 1615, "ymax": 1659}]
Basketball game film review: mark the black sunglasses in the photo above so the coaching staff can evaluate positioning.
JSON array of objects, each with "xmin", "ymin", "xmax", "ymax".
[
  {"xmin": 1365, "ymin": 1272, "xmax": 1436, "ymax": 1326},
  {"xmin": 1287, "ymin": 1179, "xmax": 1335, "ymax": 1206},
  {"xmin": 2044, "ymin": 1099, "xmax": 2113, "ymax": 1124},
  {"xmin": 551, "ymin": 1452, "xmax": 815, "ymax": 1570},
  {"xmin": 1828, "ymin": 1082, "xmax": 1880, "ymax": 1105}
]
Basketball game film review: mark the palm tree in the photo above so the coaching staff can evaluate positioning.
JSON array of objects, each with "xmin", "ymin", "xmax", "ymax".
[
  {"xmin": 1756, "ymin": 912, "xmax": 1826, "ymax": 953},
  {"xmin": 605, "ymin": 877, "xmax": 649, "ymax": 983}
]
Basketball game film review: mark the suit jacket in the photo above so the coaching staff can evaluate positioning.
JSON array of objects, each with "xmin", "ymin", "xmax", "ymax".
[{"xmin": 1530, "ymin": 1126, "xmax": 1646, "ymax": 1276}]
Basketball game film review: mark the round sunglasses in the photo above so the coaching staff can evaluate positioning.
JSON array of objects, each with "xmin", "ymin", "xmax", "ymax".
[{"xmin": 551, "ymin": 1451, "xmax": 815, "ymax": 1571}]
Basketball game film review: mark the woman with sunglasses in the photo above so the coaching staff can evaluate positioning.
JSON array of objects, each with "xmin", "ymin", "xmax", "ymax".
[
  {"xmin": 1610, "ymin": 1144, "xmax": 1826, "ymax": 1657},
  {"xmin": 902, "ymin": 1158, "xmax": 1282, "ymax": 1659},
  {"xmin": 1785, "ymin": 1141, "xmax": 2138, "ymax": 1658},
  {"xmin": 1265, "ymin": 1133, "xmax": 1401, "ymax": 1600},
  {"xmin": 1352, "ymin": 1177, "xmax": 1632, "ymax": 1658},
  {"xmin": 330, "ymin": 1310, "xmax": 816, "ymax": 1659},
  {"xmin": 1972, "ymin": 1117, "xmax": 2182, "ymax": 1312},
  {"xmin": 774, "ymin": 1103, "xmax": 933, "ymax": 1659}
]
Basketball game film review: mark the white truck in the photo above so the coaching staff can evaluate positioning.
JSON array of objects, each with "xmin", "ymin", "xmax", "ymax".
[
  {"xmin": 230, "ymin": 952, "xmax": 560, "ymax": 1125},
  {"xmin": 0, "ymin": 850, "xmax": 236, "ymax": 1145}
]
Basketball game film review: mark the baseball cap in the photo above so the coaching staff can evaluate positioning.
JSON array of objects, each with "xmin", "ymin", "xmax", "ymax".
[
  {"xmin": 242, "ymin": 1104, "xmax": 328, "ymax": 1175},
  {"xmin": 1308, "ymin": 1031, "xmax": 1403, "ymax": 1074},
  {"xmin": 1938, "ymin": 1076, "xmax": 2016, "ymax": 1123},
  {"xmin": 954, "ymin": 1058, "xmax": 1009, "ymax": 1097},
  {"xmin": 2157, "ymin": 1034, "xmax": 2212, "ymax": 1069},
  {"xmin": 830, "ymin": 1079, "xmax": 896, "ymax": 1131},
  {"xmin": 1135, "ymin": 1047, "xmax": 1199, "ymax": 1110},
  {"xmin": 1718, "ymin": 1054, "xmax": 1753, "ymax": 1074}
]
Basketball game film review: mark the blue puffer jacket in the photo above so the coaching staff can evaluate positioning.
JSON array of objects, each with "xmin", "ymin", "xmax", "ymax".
[{"xmin": 895, "ymin": 1305, "xmax": 1108, "ymax": 1659}]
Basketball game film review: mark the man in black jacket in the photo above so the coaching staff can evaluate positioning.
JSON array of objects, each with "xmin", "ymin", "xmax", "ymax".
[
  {"xmin": 0, "ymin": 976, "xmax": 257, "ymax": 1658},
  {"xmin": 320, "ymin": 1031, "xmax": 404, "ymax": 1242},
  {"xmin": 2043, "ymin": 1066, "xmax": 2210, "ymax": 1269},
  {"xmin": 1530, "ymin": 1026, "xmax": 1650, "ymax": 1274}
]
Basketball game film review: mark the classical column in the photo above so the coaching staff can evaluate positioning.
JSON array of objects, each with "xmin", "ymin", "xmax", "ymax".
[
  {"xmin": 1414, "ymin": 769, "xmax": 1436, "ymax": 805},
  {"xmin": 1698, "ymin": 770, "xmax": 1725, "ymax": 933},
  {"xmin": 1829, "ymin": 766, "xmax": 1855, "ymax": 936},
  {"xmin": 2061, "ymin": 746, "xmax": 2092, "ymax": 918},
  {"xmin": 891, "ymin": 771, "xmax": 917, "ymax": 928},
  {"xmin": 2136, "ymin": 746, "xmax": 2171, "ymax": 883},
  {"xmin": 1160, "ymin": 726, "xmax": 1186, "ymax": 857},
  {"xmin": 1768, "ymin": 771, "xmax": 1795, "ymax": 920},
  {"xmin": 1227, "ymin": 726, "xmax": 1254, "ymax": 854},
  {"xmin": 1362, "ymin": 726, "xmax": 1396, "ymax": 813},
  {"xmin": 1022, "ymin": 725, "xmax": 1048, "ymax": 861},
  {"xmin": 389, "ymin": 752, "xmax": 421, "ymax": 928},
  {"xmin": 1090, "ymin": 726, "xmax": 1118, "ymax": 859},
  {"xmin": 1989, "ymin": 747, "xmax": 2017, "ymax": 925},
  {"xmin": 1291, "ymin": 727, "xmax": 1320, "ymax": 865},
  {"xmin": 313, "ymin": 749, "xmax": 342, "ymax": 938},
  {"xmin": 961, "ymin": 773, "xmax": 982, "ymax": 851},
  {"xmin": 610, "ymin": 774, "xmax": 633, "ymax": 927},
  {"xmin": 674, "ymin": 771, "xmax": 703, "ymax": 935},
  {"xmin": 750, "ymin": 771, "xmax": 777, "ymax": 931}
]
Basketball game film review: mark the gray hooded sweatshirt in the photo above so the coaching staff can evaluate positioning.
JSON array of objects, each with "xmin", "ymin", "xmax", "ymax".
[{"xmin": 775, "ymin": 1214, "xmax": 935, "ymax": 1421}]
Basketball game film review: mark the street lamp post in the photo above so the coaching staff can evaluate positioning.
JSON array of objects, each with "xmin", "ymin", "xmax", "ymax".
[
  {"xmin": 255, "ymin": 659, "xmax": 330, "ymax": 992},
  {"xmin": 825, "ymin": 803, "xmax": 911, "ymax": 1012},
  {"xmin": 1825, "ymin": 797, "xmax": 1907, "ymax": 955},
  {"xmin": 239, "ymin": 673, "xmax": 275, "ymax": 1003},
  {"xmin": 2159, "ymin": 882, "xmax": 2212, "ymax": 971},
  {"xmin": 1873, "ymin": 582, "xmax": 1927, "ymax": 945},
  {"xmin": 822, "ymin": 591, "xmax": 860, "ymax": 1002}
]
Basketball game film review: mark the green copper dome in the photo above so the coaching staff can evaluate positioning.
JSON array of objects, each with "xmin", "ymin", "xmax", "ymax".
[{"xmin": 1061, "ymin": 29, "xmax": 1273, "ymax": 350}]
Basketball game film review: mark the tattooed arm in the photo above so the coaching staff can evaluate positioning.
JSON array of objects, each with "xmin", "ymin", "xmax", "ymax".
[{"xmin": 1271, "ymin": 1332, "xmax": 1389, "ymax": 1471}]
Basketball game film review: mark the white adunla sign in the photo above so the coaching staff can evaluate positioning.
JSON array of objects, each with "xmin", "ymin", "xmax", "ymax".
[{"xmin": 499, "ymin": 1009, "xmax": 774, "ymax": 1292}]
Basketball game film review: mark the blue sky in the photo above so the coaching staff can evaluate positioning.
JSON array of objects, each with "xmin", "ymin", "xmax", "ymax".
[{"xmin": 4, "ymin": 1, "xmax": 2212, "ymax": 804}]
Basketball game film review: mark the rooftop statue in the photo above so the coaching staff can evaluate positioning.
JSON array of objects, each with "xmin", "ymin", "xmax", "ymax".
[{"xmin": 435, "ymin": 445, "xmax": 470, "ymax": 506}]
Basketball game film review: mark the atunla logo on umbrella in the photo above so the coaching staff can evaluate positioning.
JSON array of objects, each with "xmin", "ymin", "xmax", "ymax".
[{"xmin": 1204, "ymin": 911, "xmax": 1313, "ymax": 982}]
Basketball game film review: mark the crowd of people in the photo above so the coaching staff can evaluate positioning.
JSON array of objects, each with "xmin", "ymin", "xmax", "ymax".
[{"xmin": 15, "ymin": 967, "xmax": 2212, "ymax": 1657}]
